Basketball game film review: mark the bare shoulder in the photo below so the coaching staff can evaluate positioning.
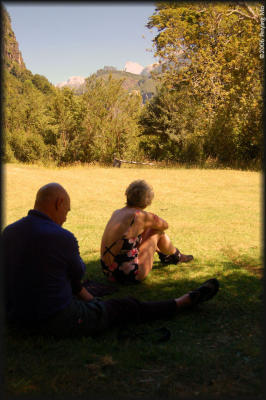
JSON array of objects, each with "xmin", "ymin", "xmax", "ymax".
[
  {"xmin": 142, "ymin": 210, "xmax": 169, "ymax": 230},
  {"xmin": 107, "ymin": 207, "xmax": 139, "ymax": 231},
  {"xmin": 112, "ymin": 207, "xmax": 136, "ymax": 220},
  {"xmin": 141, "ymin": 210, "xmax": 157, "ymax": 222},
  {"xmin": 130, "ymin": 208, "xmax": 147, "ymax": 225}
]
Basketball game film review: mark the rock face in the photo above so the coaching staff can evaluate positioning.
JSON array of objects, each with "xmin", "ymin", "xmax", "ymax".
[{"xmin": 3, "ymin": 8, "xmax": 26, "ymax": 70}]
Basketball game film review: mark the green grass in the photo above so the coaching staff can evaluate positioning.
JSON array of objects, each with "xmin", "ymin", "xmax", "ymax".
[{"xmin": 3, "ymin": 163, "xmax": 263, "ymax": 399}]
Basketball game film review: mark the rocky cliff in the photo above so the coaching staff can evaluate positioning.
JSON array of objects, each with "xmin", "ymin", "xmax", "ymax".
[{"xmin": 2, "ymin": 7, "xmax": 26, "ymax": 70}]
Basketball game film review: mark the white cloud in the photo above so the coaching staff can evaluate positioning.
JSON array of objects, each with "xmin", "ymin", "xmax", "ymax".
[
  {"xmin": 124, "ymin": 61, "xmax": 144, "ymax": 75},
  {"xmin": 56, "ymin": 76, "xmax": 85, "ymax": 87}
]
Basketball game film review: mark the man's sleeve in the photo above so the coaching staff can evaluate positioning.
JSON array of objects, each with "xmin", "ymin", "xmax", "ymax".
[{"xmin": 64, "ymin": 232, "xmax": 86, "ymax": 295}]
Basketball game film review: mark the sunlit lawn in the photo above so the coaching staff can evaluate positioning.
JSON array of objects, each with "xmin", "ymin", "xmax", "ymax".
[{"xmin": 3, "ymin": 163, "xmax": 263, "ymax": 399}]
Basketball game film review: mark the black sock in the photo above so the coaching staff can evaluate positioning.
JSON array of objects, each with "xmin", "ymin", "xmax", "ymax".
[{"xmin": 158, "ymin": 249, "xmax": 181, "ymax": 264}]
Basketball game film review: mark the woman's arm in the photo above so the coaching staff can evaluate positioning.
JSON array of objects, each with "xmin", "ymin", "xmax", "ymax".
[{"xmin": 143, "ymin": 211, "xmax": 169, "ymax": 232}]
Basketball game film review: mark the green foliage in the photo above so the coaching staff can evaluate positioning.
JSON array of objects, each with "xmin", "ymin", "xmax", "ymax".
[
  {"xmin": 92, "ymin": 68, "xmax": 158, "ymax": 103},
  {"xmin": 4, "ymin": 70, "xmax": 52, "ymax": 135},
  {"xmin": 3, "ymin": 66, "xmax": 54, "ymax": 164},
  {"xmin": 2, "ymin": 131, "xmax": 16, "ymax": 163},
  {"xmin": 82, "ymin": 75, "xmax": 143, "ymax": 163},
  {"xmin": 31, "ymin": 74, "xmax": 55, "ymax": 95},
  {"xmin": 7, "ymin": 130, "xmax": 47, "ymax": 163},
  {"xmin": 44, "ymin": 87, "xmax": 88, "ymax": 163},
  {"xmin": 144, "ymin": 2, "xmax": 263, "ymax": 167},
  {"xmin": 139, "ymin": 84, "xmax": 205, "ymax": 162},
  {"xmin": 3, "ymin": 66, "xmax": 144, "ymax": 166},
  {"xmin": 2, "ymin": 3, "xmax": 262, "ymax": 169}
]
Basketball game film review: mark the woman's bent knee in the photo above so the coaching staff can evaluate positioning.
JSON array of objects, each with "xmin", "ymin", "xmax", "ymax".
[{"xmin": 141, "ymin": 229, "xmax": 165, "ymax": 244}]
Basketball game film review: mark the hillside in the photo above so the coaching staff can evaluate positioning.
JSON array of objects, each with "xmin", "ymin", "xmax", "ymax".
[
  {"xmin": 2, "ymin": 6, "xmax": 145, "ymax": 166},
  {"xmin": 72, "ymin": 67, "xmax": 158, "ymax": 103},
  {"xmin": 3, "ymin": 8, "xmax": 26, "ymax": 72},
  {"xmin": 2, "ymin": 8, "xmax": 158, "ymax": 104},
  {"xmin": 3, "ymin": 7, "xmax": 55, "ymax": 95}
]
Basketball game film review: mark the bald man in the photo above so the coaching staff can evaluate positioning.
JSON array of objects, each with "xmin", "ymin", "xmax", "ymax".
[{"xmin": 3, "ymin": 183, "xmax": 219, "ymax": 339}]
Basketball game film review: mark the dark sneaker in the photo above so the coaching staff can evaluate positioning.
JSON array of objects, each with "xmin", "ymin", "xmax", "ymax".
[
  {"xmin": 158, "ymin": 249, "xmax": 194, "ymax": 265},
  {"xmin": 179, "ymin": 253, "xmax": 194, "ymax": 263},
  {"xmin": 189, "ymin": 278, "xmax": 219, "ymax": 305}
]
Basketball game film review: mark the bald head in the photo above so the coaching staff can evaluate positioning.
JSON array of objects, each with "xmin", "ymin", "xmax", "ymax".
[
  {"xmin": 35, "ymin": 183, "xmax": 68, "ymax": 207},
  {"xmin": 34, "ymin": 183, "xmax": 71, "ymax": 226}
]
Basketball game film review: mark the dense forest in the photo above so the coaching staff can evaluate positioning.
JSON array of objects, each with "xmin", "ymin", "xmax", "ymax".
[{"xmin": 2, "ymin": 3, "xmax": 263, "ymax": 169}]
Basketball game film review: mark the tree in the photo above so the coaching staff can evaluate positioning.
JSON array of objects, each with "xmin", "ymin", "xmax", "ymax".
[
  {"xmin": 139, "ymin": 84, "xmax": 205, "ymax": 162},
  {"xmin": 146, "ymin": 2, "xmax": 263, "ymax": 166},
  {"xmin": 31, "ymin": 74, "xmax": 55, "ymax": 95},
  {"xmin": 82, "ymin": 75, "xmax": 143, "ymax": 163},
  {"xmin": 44, "ymin": 87, "xmax": 87, "ymax": 163},
  {"xmin": 3, "ymin": 69, "xmax": 51, "ymax": 163}
]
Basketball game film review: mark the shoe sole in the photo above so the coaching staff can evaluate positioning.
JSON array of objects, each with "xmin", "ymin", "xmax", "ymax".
[{"xmin": 189, "ymin": 278, "xmax": 219, "ymax": 304}]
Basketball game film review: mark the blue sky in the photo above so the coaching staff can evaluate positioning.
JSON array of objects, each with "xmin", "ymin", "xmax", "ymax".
[{"xmin": 4, "ymin": 2, "xmax": 158, "ymax": 85}]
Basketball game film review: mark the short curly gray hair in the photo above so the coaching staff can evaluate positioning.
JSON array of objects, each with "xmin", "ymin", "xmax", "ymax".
[{"xmin": 125, "ymin": 180, "xmax": 154, "ymax": 209}]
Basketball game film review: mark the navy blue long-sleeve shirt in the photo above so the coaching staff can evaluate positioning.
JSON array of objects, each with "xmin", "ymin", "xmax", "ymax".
[{"xmin": 2, "ymin": 209, "xmax": 86, "ymax": 323}]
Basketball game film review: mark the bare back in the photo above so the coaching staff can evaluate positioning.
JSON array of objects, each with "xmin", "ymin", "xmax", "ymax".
[
  {"xmin": 101, "ymin": 207, "xmax": 142, "ymax": 266},
  {"xmin": 100, "ymin": 206, "xmax": 168, "ymax": 267}
]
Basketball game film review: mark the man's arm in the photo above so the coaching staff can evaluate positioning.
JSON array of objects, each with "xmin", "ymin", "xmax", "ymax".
[
  {"xmin": 76, "ymin": 286, "xmax": 94, "ymax": 302},
  {"xmin": 65, "ymin": 232, "xmax": 94, "ymax": 299},
  {"xmin": 71, "ymin": 279, "xmax": 94, "ymax": 301}
]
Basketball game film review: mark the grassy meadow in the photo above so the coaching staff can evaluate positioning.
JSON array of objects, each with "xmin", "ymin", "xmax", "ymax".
[{"xmin": 3, "ymin": 163, "xmax": 263, "ymax": 399}]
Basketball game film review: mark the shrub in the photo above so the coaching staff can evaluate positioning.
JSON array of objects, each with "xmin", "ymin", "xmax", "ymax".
[
  {"xmin": 2, "ymin": 137, "xmax": 16, "ymax": 162},
  {"xmin": 8, "ymin": 130, "xmax": 47, "ymax": 163}
]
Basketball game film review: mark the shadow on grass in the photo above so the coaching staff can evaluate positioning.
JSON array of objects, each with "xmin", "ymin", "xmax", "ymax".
[
  {"xmin": 5, "ymin": 251, "xmax": 263, "ymax": 399},
  {"xmin": 82, "ymin": 250, "xmax": 263, "ymax": 298},
  {"xmin": 6, "ymin": 251, "xmax": 262, "ymax": 340}
]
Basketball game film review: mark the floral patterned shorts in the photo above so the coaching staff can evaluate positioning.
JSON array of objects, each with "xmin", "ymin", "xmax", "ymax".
[{"xmin": 101, "ymin": 235, "xmax": 142, "ymax": 285}]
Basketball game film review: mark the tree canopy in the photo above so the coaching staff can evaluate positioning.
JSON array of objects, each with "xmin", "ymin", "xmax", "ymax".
[{"xmin": 142, "ymin": 2, "xmax": 263, "ymax": 165}]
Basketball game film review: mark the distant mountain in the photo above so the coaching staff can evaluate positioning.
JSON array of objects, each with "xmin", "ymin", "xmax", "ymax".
[
  {"xmin": 124, "ymin": 61, "xmax": 160, "ymax": 76},
  {"xmin": 3, "ymin": 5, "xmax": 188, "ymax": 106},
  {"xmin": 55, "ymin": 63, "xmax": 160, "ymax": 103},
  {"xmin": 3, "ymin": 7, "xmax": 158, "ymax": 105}
]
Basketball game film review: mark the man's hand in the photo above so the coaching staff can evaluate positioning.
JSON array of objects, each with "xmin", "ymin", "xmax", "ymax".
[{"xmin": 77, "ymin": 286, "xmax": 94, "ymax": 302}]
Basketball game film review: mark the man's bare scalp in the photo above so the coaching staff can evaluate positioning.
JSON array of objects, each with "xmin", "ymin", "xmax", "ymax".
[
  {"xmin": 34, "ymin": 183, "xmax": 70, "ymax": 226},
  {"xmin": 34, "ymin": 183, "xmax": 68, "ymax": 208}
]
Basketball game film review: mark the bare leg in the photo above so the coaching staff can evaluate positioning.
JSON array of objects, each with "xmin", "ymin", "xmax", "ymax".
[
  {"xmin": 135, "ymin": 229, "xmax": 194, "ymax": 281},
  {"xmin": 174, "ymin": 293, "xmax": 193, "ymax": 309},
  {"xmin": 136, "ymin": 230, "xmax": 176, "ymax": 281},
  {"xmin": 141, "ymin": 230, "xmax": 176, "ymax": 255},
  {"xmin": 157, "ymin": 233, "xmax": 176, "ymax": 255},
  {"xmin": 157, "ymin": 233, "xmax": 194, "ymax": 265},
  {"xmin": 136, "ymin": 230, "xmax": 161, "ymax": 280}
]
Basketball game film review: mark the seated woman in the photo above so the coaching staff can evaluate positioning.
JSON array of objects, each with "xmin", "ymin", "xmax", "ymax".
[{"xmin": 100, "ymin": 180, "xmax": 193, "ymax": 284}]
